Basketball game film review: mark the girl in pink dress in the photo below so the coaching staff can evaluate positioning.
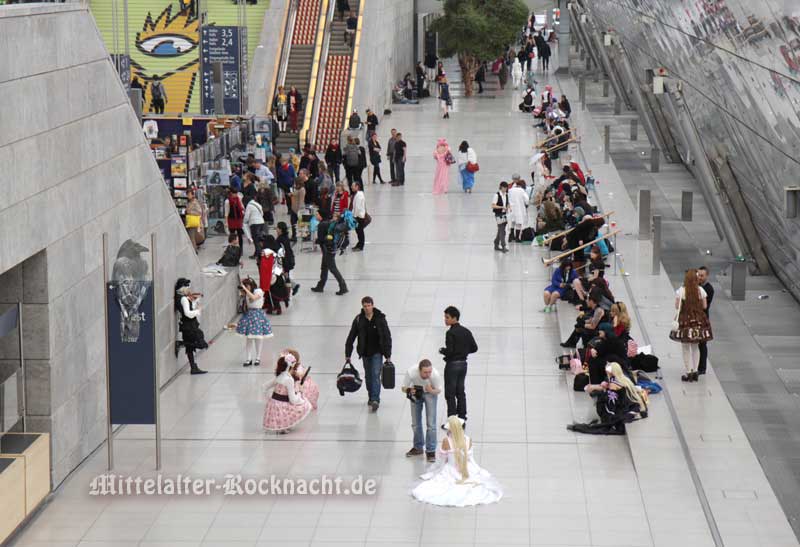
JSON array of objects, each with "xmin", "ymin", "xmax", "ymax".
[
  {"xmin": 285, "ymin": 348, "xmax": 320, "ymax": 410},
  {"xmin": 432, "ymin": 138, "xmax": 452, "ymax": 195},
  {"xmin": 263, "ymin": 354, "xmax": 312, "ymax": 433}
]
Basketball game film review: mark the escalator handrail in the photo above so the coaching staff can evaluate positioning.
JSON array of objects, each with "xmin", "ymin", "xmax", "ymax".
[
  {"xmin": 300, "ymin": 0, "xmax": 331, "ymax": 144},
  {"xmin": 269, "ymin": 0, "xmax": 298, "ymax": 112},
  {"xmin": 308, "ymin": 0, "xmax": 337, "ymax": 146},
  {"xmin": 341, "ymin": 0, "xmax": 364, "ymax": 145}
]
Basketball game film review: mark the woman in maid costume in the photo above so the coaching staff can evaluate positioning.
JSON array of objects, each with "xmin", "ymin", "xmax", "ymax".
[{"xmin": 263, "ymin": 353, "xmax": 312, "ymax": 433}]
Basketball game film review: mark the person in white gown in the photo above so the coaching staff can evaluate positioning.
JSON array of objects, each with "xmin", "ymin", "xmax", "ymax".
[
  {"xmin": 507, "ymin": 178, "xmax": 530, "ymax": 242},
  {"xmin": 411, "ymin": 416, "xmax": 503, "ymax": 507}
]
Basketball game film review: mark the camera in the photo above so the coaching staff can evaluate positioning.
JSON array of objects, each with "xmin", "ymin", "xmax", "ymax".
[{"xmin": 405, "ymin": 385, "xmax": 424, "ymax": 402}]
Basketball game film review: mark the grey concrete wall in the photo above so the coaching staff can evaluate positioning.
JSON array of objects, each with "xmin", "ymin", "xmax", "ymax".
[
  {"xmin": 416, "ymin": 0, "xmax": 553, "ymax": 15},
  {"xmin": 352, "ymin": 0, "xmax": 415, "ymax": 116},
  {"xmin": 0, "ymin": 4, "xmax": 238, "ymax": 485},
  {"xmin": 247, "ymin": 0, "xmax": 289, "ymax": 116}
]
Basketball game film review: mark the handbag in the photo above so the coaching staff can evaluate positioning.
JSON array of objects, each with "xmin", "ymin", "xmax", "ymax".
[
  {"xmin": 362, "ymin": 212, "xmax": 372, "ymax": 227},
  {"xmin": 671, "ymin": 296, "xmax": 682, "ymax": 331},
  {"xmin": 569, "ymin": 351, "xmax": 584, "ymax": 375},
  {"xmin": 381, "ymin": 360, "xmax": 395, "ymax": 389},
  {"xmin": 444, "ymin": 151, "xmax": 456, "ymax": 165},
  {"xmin": 556, "ymin": 354, "xmax": 571, "ymax": 371},
  {"xmin": 466, "ymin": 162, "xmax": 480, "ymax": 173},
  {"xmin": 185, "ymin": 214, "xmax": 201, "ymax": 229}
]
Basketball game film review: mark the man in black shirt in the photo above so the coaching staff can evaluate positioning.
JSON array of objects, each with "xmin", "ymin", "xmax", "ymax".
[
  {"xmin": 439, "ymin": 306, "xmax": 478, "ymax": 423},
  {"xmin": 697, "ymin": 266, "xmax": 714, "ymax": 375},
  {"xmin": 393, "ymin": 133, "xmax": 407, "ymax": 186},
  {"xmin": 345, "ymin": 296, "xmax": 393, "ymax": 411}
]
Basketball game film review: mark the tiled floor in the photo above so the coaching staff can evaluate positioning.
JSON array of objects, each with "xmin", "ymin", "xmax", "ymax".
[{"xmin": 11, "ymin": 54, "xmax": 788, "ymax": 547}]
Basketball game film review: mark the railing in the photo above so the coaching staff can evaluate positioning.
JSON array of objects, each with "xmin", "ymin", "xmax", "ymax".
[
  {"xmin": 341, "ymin": 0, "xmax": 364, "ymax": 144},
  {"xmin": 307, "ymin": 0, "xmax": 337, "ymax": 146},
  {"xmin": 300, "ymin": 0, "xmax": 331, "ymax": 145},
  {"xmin": 268, "ymin": 0, "xmax": 298, "ymax": 113}
]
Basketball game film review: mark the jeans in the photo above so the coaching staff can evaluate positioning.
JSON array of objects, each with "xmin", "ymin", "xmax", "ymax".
[
  {"xmin": 355, "ymin": 218, "xmax": 366, "ymax": 249},
  {"xmin": 494, "ymin": 221, "xmax": 507, "ymax": 249},
  {"xmin": 317, "ymin": 251, "xmax": 347, "ymax": 291},
  {"xmin": 331, "ymin": 163, "xmax": 341, "ymax": 182},
  {"xmin": 411, "ymin": 393, "xmax": 438, "ymax": 453},
  {"xmin": 394, "ymin": 159, "xmax": 405, "ymax": 183},
  {"xmin": 372, "ymin": 162, "xmax": 384, "ymax": 183},
  {"xmin": 389, "ymin": 155, "xmax": 396, "ymax": 181},
  {"xmin": 363, "ymin": 353, "xmax": 383, "ymax": 403},
  {"xmin": 444, "ymin": 361, "xmax": 468, "ymax": 420}
]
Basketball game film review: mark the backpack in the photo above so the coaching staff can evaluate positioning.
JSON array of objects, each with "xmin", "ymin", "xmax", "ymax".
[
  {"xmin": 151, "ymin": 81, "xmax": 164, "ymax": 99},
  {"xmin": 631, "ymin": 353, "xmax": 659, "ymax": 373},
  {"xmin": 228, "ymin": 195, "xmax": 244, "ymax": 221},
  {"xmin": 345, "ymin": 146, "xmax": 360, "ymax": 167},
  {"xmin": 336, "ymin": 361, "xmax": 363, "ymax": 395}
]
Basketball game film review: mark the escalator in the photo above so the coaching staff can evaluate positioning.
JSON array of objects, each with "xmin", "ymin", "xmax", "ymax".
[{"xmin": 272, "ymin": 0, "xmax": 323, "ymax": 155}]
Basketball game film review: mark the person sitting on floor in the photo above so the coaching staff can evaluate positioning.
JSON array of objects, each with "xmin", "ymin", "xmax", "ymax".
[
  {"xmin": 542, "ymin": 258, "xmax": 579, "ymax": 313},
  {"xmin": 567, "ymin": 362, "xmax": 647, "ymax": 435}
]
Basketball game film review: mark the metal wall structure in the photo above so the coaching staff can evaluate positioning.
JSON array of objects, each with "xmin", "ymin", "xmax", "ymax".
[{"xmin": 580, "ymin": 0, "xmax": 800, "ymax": 301}]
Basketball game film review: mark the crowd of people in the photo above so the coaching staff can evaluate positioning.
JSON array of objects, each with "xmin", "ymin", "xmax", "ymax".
[{"xmin": 168, "ymin": 11, "xmax": 720, "ymax": 504}]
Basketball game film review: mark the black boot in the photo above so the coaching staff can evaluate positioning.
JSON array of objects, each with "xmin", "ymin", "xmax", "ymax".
[
  {"xmin": 188, "ymin": 351, "xmax": 207, "ymax": 375},
  {"xmin": 561, "ymin": 330, "xmax": 579, "ymax": 348},
  {"xmin": 291, "ymin": 225, "xmax": 297, "ymax": 243}
]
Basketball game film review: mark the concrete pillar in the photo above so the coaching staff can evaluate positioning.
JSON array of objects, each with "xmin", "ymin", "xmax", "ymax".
[
  {"xmin": 579, "ymin": 77, "xmax": 586, "ymax": 111},
  {"xmin": 555, "ymin": 3, "xmax": 571, "ymax": 74},
  {"xmin": 630, "ymin": 118, "xmax": 638, "ymax": 140},
  {"xmin": 638, "ymin": 189, "xmax": 651, "ymax": 240},
  {"xmin": 652, "ymin": 215, "xmax": 662, "ymax": 275},
  {"xmin": 603, "ymin": 125, "xmax": 611, "ymax": 164},
  {"xmin": 651, "ymin": 147, "xmax": 660, "ymax": 173},
  {"xmin": 731, "ymin": 260, "xmax": 747, "ymax": 301},
  {"xmin": 681, "ymin": 191, "xmax": 693, "ymax": 221}
]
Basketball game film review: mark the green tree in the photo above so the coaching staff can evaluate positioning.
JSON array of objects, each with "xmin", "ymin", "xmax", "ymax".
[{"xmin": 430, "ymin": 0, "xmax": 529, "ymax": 96}]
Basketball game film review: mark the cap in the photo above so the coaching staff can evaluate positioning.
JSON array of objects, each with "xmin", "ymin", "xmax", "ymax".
[{"xmin": 511, "ymin": 173, "xmax": 521, "ymax": 180}]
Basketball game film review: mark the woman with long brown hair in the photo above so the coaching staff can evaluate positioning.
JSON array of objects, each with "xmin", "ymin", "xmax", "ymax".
[{"xmin": 670, "ymin": 268, "xmax": 712, "ymax": 382}]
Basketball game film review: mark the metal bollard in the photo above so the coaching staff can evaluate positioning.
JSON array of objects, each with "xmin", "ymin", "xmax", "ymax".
[
  {"xmin": 579, "ymin": 77, "xmax": 586, "ymax": 111},
  {"xmin": 681, "ymin": 191, "xmax": 693, "ymax": 221},
  {"xmin": 602, "ymin": 80, "xmax": 610, "ymax": 97},
  {"xmin": 731, "ymin": 260, "xmax": 747, "ymax": 301},
  {"xmin": 630, "ymin": 118, "xmax": 638, "ymax": 141},
  {"xmin": 603, "ymin": 124, "xmax": 611, "ymax": 164},
  {"xmin": 638, "ymin": 189, "xmax": 651, "ymax": 240},
  {"xmin": 650, "ymin": 147, "xmax": 660, "ymax": 172},
  {"xmin": 614, "ymin": 95, "xmax": 622, "ymax": 115},
  {"xmin": 652, "ymin": 215, "xmax": 662, "ymax": 275}
]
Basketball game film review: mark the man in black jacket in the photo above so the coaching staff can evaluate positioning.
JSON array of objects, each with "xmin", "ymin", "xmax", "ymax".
[
  {"xmin": 697, "ymin": 266, "xmax": 714, "ymax": 375},
  {"xmin": 345, "ymin": 296, "xmax": 392, "ymax": 411},
  {"xmin": 439, "ymin": 306, "xmax": 478, "ymax": 423}
]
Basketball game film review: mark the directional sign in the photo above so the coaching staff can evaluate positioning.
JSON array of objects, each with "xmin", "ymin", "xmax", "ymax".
[{"xmin": 200, "ymin": 26, "xmax": 243, "ymax": 115}]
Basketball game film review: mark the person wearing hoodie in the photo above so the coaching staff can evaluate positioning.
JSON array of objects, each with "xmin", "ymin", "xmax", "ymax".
[
  {"xmin": 276, "ymin": 156, "xmax": 296, "ymax": 206},
  {"xmin": 345, "ymin": 296, "xmax": 393, "ymax": 412}
]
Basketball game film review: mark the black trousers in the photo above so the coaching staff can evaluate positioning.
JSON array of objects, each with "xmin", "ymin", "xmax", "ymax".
[
  {"xmin": 250, "ymin": 223, "xmax": 265, "ymax": 258},
  {"xmin": 698, "ymin": 341, "xmax": 708, "ymax": 373},
  {"xmin": 372, "ymin": 162, "xmax": 384, "ymax": 183},
  {"xmin": 389, "ymin": 155, "xmax": 396, "ymax": 181},
  {"xmin": 230, "ymin": 227, "xmax": 244, "ymax": 249},
  {"xmin": 317, "ymin": 251, "xmax": 347, "ymax": 291},
  {"xmin": 331, "ymin": 163, "xmax": 341, "ymax": 182},
  {"xmin": 152, "ymin": 97, "xmax": 165, "ymax": 114},
  {"xmin": 444, "ymin": 361, "xmax": 468, "ymax": 420},
  {"xmin": 355, "ymin": 218, "xmax": 366, "ymax": 249}
]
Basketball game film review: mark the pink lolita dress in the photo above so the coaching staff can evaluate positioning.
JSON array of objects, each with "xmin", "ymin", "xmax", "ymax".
[
  {"xmin": 263, "ymin": 371, "xmax": 312, "ymax": 432},
  {"xmin": 295, "ymin": 364, "xmax": 320, "ymax": 410},
  {"xmin": 432, "ymin": 144, "xmax": 451, "ymax": 195}
]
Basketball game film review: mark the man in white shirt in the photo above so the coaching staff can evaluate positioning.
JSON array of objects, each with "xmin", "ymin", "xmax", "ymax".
[
  {"xmin": 402, "ymin": 359, "xmax": 442, "ymax": 462},
  {"xmin": 351, "ymin": 181, "xmax": 367, "ymax": 251}
]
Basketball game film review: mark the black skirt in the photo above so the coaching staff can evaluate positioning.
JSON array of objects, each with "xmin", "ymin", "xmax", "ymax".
[{"xmin": 180, "ymin": 318, "xmax": 208, "ymax": 351}]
